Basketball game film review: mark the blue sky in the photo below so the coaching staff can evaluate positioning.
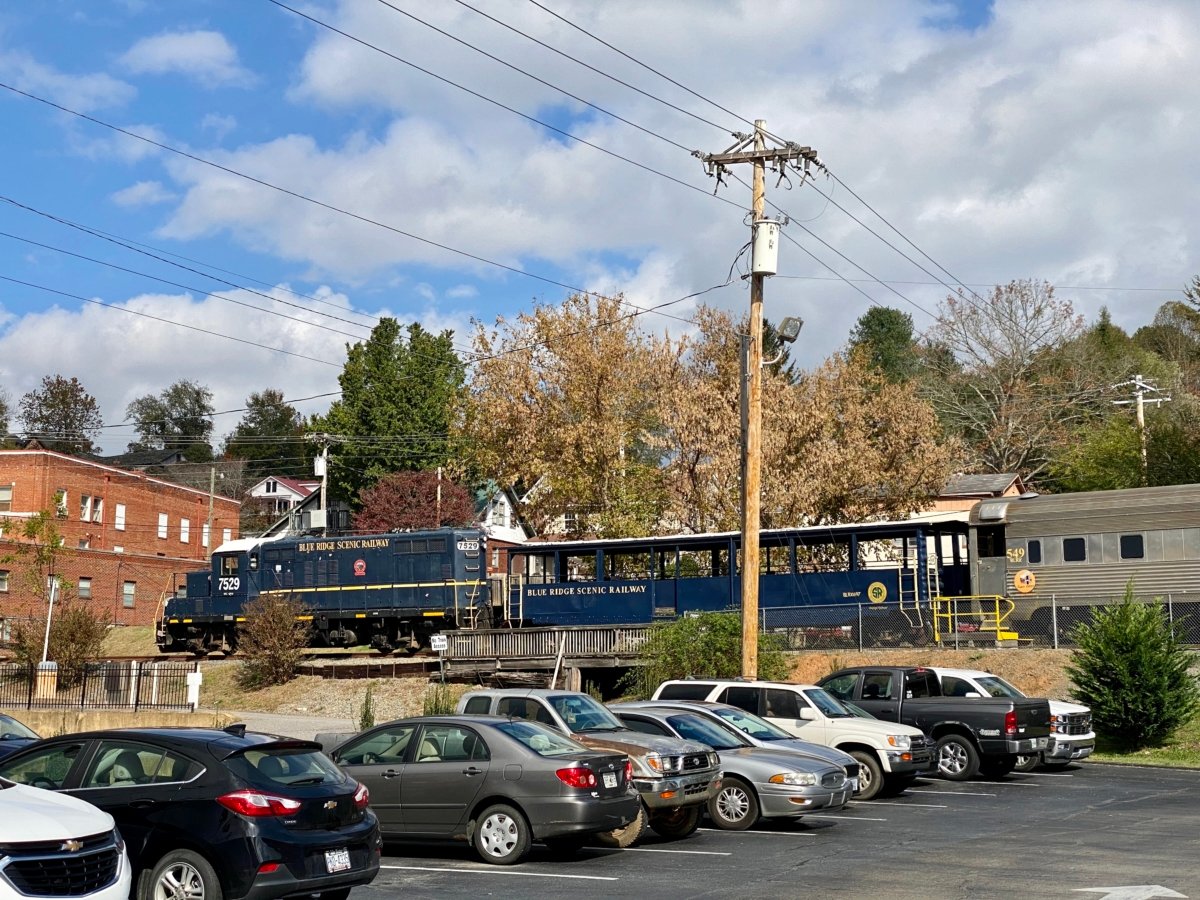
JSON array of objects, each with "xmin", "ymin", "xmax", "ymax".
[{"xmin": 1, "ymin": 0, "xmax": 1197, "ymax": 453}]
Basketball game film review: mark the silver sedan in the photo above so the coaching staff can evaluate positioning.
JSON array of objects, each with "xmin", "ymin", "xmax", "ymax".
[{"xmin": 611, "ymin": 705, "xmax": 851, "ymax": 831}]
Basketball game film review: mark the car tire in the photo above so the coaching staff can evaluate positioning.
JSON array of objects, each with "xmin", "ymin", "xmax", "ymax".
[
  {"xmin": 849, "ymin": 750, "xmax": 884, "ymax": 801},
  {"xmin": 143, "ymin": 849, "xmax": 222, "ymax": 900},
  {"xmin": 543, "ymin": 836, "xmax": 586, "ymax": 858},
  {"xmin": 473, "ymin": 803, "xmax": 531, "ymax": 865},
  {"xmin": 649, "ymin": 804, "xmax": 702, "ymax": 840},
  {"xmin": 708, "ymin": 777, "xmax": 760, "ymax": 831},
  {"xmin": 936, "ymin": 734, "xmax": 980, "ymax": 781},
  {"xmin": 594, "ymin": 802, "xmax": 647, "ymax": 848},
  {"xmin": 1013, "ymin": 752, "xmax": 1041, "ymax": 772},
  {"xmin": 1041, "ymin": 759, "xmax": 1072, "ymax": 770},
  {"xmin": 978, "ymin": 754, "xmax": 1017, "ymax": 779}
]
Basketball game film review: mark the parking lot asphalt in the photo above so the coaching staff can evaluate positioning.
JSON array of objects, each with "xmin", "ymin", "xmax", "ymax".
[{"xmin": 355, "ymin": 763, "xmax": 1200, "ymax": 900}]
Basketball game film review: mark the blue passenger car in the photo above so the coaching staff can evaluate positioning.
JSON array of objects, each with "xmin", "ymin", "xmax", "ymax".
[{"xmin": 157, "ymin": 529, "xmax": 488, "ymax": 654}]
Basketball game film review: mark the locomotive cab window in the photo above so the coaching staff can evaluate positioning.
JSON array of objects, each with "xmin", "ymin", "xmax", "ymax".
[
  {"xmin": 1119, "ymin": 534, "xmax": 1145, "ymax": 560},
  {"xmin": 977, "ymin": 526, "xmax": 1006, "ymax": 558},
  {"xmin": 219, "ymin": 555, "xmax": 239, "ymax": 576},
  {"xmin": 1062, "ymin": 537, "xmax": 1087, "ymax": 563},
  {"xmin": 1027, "ymin": 540, "xmax": 1042, "ymax": 564}
]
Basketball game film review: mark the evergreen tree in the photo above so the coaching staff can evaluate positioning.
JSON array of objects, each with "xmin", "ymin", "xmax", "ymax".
[
  {"xmin": 848, "ymin": 306, "xmax": 918, "ymax": 382},
  {"xmin": 224, "ymin": 389, "xmax": 304, "ymax": 479},
  {"xmin": 126, "ymin": 379, "xmax": 215, "ymax": 462}
]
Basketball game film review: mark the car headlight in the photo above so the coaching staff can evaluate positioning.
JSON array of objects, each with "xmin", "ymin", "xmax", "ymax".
[
  {"xmin": 887, "ymin": 734, "xmax": 912, "ymax": 749},
  {"xmin": 707, "ymin": 752, "xmax": 720, "ymax": 767},
  {"xmin": 769, "ymin": 772, "xmax": 818, "ymax": 786},
  {"xmin": 646, "ymin": 754, "xmax": 682, "ymax": 774}
]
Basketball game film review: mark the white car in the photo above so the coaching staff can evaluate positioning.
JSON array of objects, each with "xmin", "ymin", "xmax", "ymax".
[
  {"xmin": 926, "ymin": 667, "xmax": 1094, "ymax": 771},
  {"xmin": 0, "ymin": 777, "xmax": 131, "ymax": 900}
]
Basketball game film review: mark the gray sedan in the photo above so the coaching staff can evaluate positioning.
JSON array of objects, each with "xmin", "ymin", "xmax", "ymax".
[
  {"xmin": 325, "ymin": 715, "xmax": 640, "ymax": 864},
  {"xmin": 610, "ymin": 705, "xmax": 851, "ymax": 830}
]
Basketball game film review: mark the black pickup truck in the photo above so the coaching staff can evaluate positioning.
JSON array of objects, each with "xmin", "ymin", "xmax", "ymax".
[{"xmin": 817, "ymin": 667, "xmax": 1051, "ymax": 781}]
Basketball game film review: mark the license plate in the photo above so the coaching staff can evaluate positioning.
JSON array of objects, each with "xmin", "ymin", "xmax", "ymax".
[
  {"xmin": 603, "ymin": 772, "xmax": 618, "ymax": 789},
  {"xmin": 325, "ymin": 848, "xmax": 351, "ymax": 874},
  {"xmin": 1034, "ymin": 738, "xmax": 1048, "ymax": 749}
]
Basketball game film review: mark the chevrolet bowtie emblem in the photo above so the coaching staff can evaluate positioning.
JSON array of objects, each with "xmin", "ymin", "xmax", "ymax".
[
  {"xmin": 60, "ymin": 840, "xmax": 83, "ymax": 853},
  {"xmin": 324, "ymin": 800, "xmax": 337, "ymax": 809}
]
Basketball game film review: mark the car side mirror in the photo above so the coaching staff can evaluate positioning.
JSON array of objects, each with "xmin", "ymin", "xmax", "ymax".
[
  {"xmin": 799, "ymin": 708, "xmax": 818, "ymax": 721},
  {"xmin": 964, "ymin": 692, "xmax": 982, "ymax": 699}
]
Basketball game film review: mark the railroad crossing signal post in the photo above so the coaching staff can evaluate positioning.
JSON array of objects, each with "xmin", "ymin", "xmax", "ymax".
[{"xmin": 700, "ymin": 121, "xmax": 818, "ymax": 678}]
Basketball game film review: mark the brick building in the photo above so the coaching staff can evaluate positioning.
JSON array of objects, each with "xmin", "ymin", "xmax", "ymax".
[{"xmin": 0, "ymin": 449, "xmax": 240, "ymax": 627}]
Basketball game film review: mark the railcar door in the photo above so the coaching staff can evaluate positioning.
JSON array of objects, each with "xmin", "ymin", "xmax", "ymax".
[{"xmin": 973, "ymin": 524, "xmax": 1008, "ymax": 597}]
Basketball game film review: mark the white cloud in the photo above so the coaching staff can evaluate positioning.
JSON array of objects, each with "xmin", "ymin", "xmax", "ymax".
[
  {"xmin": 111, "ymin": 180, "xmax": 175, "ymax": 207},
  {"xmin": 0, "ymin": 49, "xmax": 133, "ymax": 111},
  {"xmin": 200, "ymin": 112, "xmax": 237, "ymax": 139},
  {"xmin": 118, "ymin": 30, "xmax": 254, "ymax": 88},
  {"xmin": 446, "ymin": 284, "xmax": 478, "ymax": 299}
]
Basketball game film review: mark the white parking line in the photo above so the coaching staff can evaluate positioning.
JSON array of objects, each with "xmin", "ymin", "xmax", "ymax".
[
  {"xmin": 380, "ymin": 865, "xmax": 618, "ymax": 882},
  {"xmin": 1017, "ymin": 772, "xmax": 1074, "ymax": 777},
  {"xmin": 698, "ymin": 828, "xmax": 816, "ymax": 837},
  {"xmin": 964, "ymin": 780, "xmax": 1039, "ymax": 787},
  {"xmin": 868, "ymin": 802, "xmax": 949, "ymax": 809},
  {"xmin": 621, "ymin": 847, "xmax": 732, "ymax": 856},
  {"xmin": 907, "ymin": 789, "xmax": 996, "ymax": 797},
  {"xmin": 806, "ymin": 814, "xmax": 888, "ymax": 822}
]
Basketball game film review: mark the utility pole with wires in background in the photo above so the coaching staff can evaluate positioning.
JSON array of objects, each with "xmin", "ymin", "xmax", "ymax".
[
  {"xmin": 306, "ymin": 433, "xmax": 336, "ymax": 536},
  {"xmin": 699, "ymin": 121, "xmax": 817, "ymax": 678},
  {"xmin": 1112, "ymin": 374, "xmax": 1171, "ymax": 485}
]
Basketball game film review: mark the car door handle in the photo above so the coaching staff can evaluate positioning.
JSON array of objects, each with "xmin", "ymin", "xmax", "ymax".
[
  {"xmin": 381, "ymin": 769, "xmax": 401, "ymax": 779},
  {"xmin": 462, "ymin": 767, "xmax": 484, "ymax": 776},
  {"xmin": 130, "ymin": 799, "xmax": 155, "ymax": 809}
]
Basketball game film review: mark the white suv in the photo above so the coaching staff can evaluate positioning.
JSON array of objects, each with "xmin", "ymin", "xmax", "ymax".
[
  {"xmin": 0, "ymin": 777, "xmax": 131, "ymax": 900},
  {"xmin": 652, "ymin": 679, "xmax": 933, "ymax": 801}
]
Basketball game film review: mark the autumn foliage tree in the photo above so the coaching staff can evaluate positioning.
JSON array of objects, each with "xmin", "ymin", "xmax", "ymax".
[
  {"xmin": 352, "ymin": 470, "xmax": 475, "ymax": 533},
  {"xmin": 18, "ymin": 375, "xmax": 103, "ymax": 454}
]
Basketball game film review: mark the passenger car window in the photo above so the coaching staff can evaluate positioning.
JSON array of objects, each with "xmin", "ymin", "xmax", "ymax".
[
  {"xmin": 619, "ymin": 717, "xmax": 672, "ymax": 737},
  {"xmin": 226, "ymin": 749, "xmax": 345, "ymax": 787},
  {"xmin": 0, "ymin": 743, "xmax": 84, "ymax": 789},
  {"xmin": 337, "ymin": 725, "xmax": 416, "ymax": 765},
  {"xmin": 861, "ymin": 673, "xmax": 893, "ymax": 700},
  {"xmin": 84, "ymin": 741, "xmax": 195, "ymax": 787},
  {"xmin": 494, "ymin": 721, "xmax": 587, "ymax": 757},
  {"xmin": 941, "ymin": 676, "xmax": 974, "ymax": 697},
  {"xmin": 655, "ymin": 683, "xmax": 714, "ymax": 701},
  {"xmin": 415, "ymin": 726, "xmax": 489, "ymax": 763},
  {"xmin": 1063, "ymin": 537, "xmax": 1087, "ymax": 562},
  {"xmin": 820, "ymin": 673, "xmax": 859, "ymax": 702},
  {"xmin": 463, "ymin": 696, "xmax": 491, "ymax": 715},
  {"xmin": 718, "ymin": 686, "xmax": 762, "ymax": 714},
  {"xmin": 764, "ymin": 689, "xmax": 801, "ymax": 718},
  {"xmin": 497, "ymin": 698, "xmax": 557, "ymax": 728},
  {"xmin": 1120, "ymin": 534, "xmax": 1145, "ymax": 560},
  {"xmin": 1027, "ymin": 540, "xmax": 1042, "ymax": 564}
]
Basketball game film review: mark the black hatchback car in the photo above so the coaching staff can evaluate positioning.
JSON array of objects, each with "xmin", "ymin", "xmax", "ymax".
[{"xmin": 0, "ymin": 725, "xmax": 380, "ymax": 900}]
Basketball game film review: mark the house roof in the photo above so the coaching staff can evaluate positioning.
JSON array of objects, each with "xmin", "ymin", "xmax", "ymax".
[
  {"xmin": 271, "ymin": 477, "xmax": 319, "ymax": 496},
  {"xmin": 941, "ymin": 473, "xmax": 1023, "ymax": 498},
  {"xmin": 93, "ymin": 448, "xmax": 187, "ymax": 469}
]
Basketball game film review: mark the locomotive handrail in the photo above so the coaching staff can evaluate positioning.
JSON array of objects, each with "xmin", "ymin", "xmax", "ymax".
[{"xmin": 930, "ymin": 594, "xmax": 1018, "ymax": 643}]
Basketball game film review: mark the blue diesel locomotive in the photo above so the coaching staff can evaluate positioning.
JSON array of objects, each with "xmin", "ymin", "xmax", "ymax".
[{"xmin": 156, "ymin": 528, "xmax": 488, "ymax": 655}]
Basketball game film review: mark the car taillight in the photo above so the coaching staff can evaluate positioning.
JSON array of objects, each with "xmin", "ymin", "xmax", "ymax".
[
  {"xmin": 1004, "ymin": 710, "xmax": 1018, "ymax": 736},
  {"xmin": 217, "ymin": 790, "xmax": 303, "ymax": 817},
  {"xmin": 353, "ymin": 782, "xmax": 370, "ymax": 810},
  {"xmin": 555, "ymin": 767, "xmax": 597, "ymax": 789},
  {"xmin": 623, "ymin": 760, "xmax": 633, "ymax": 784}
]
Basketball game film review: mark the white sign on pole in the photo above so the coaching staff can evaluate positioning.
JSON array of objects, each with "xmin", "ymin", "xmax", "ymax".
[{"xmin": 430, "ymin": 634, "xmax": 448, "ymax": 652}]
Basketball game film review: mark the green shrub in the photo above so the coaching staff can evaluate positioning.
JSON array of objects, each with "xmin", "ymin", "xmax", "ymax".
[
  {"xmin": 358, "ymin": 683, "xmax": 376, "ymax": 731},
  {"xmin": 624, "ymin": 612, "xmax": 789, "ymax": 699},
  {"xmin": 422, "ymin": 682, "xmax": 456, "ymax": 716},
  {"xmin": 236, "ymin": 594, "xmax": 311, "ymax": 688},
  {"xmin": 1066, "ymin": 585, "xmax": 1200, "ymax": 751}
]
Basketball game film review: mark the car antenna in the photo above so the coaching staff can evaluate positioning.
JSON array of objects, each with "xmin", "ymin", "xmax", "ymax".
[{"xmin": 223, "ymin": 723, "xmax": 247, "ymax": 738}]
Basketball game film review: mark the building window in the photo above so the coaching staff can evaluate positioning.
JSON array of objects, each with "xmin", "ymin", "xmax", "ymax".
[
  {"xmin": 158, "ymin": 513, "xmax": 168, "ymax": 540},
  {"xmin": 122, "ymin": 582, "xmax": 136, "ymax": 608},
  {"xmin": 78, "ymin": 577, "xmax": 92, "ymax": 599},
  {"xmin": 222, "ymin": 528, "xmax": 232, "ymax": 545},
  {"xmin": 54, "ymin": 489, "xmax": 68, "ymax": 518},
  {"xmin": 0, "ymin": 570, "xmax": 8, "ymax": 592},
  {"xmin": 202, "ymin": 523, "xmax": 210, "ymax": 549},
  {"xmin": 113, "ymin": 546, "xmax": 124, "ymax": 554},
  {"xmin": 1120, "ymin": 534, "xmax": 1145, "ymax": 560},
  {"xmin": 0, "ymin": 484, "xmax": 11, "ymax": 513},
  {"xmin": 180, "ymin": 519, "xmax": 190, "ymax": 543},
  {"xmin": 78, "ymin": 538, "xmax": 90, "ymax": 550},
  {"xmin": 265, "ymin": 480, "xmax": 278, "ymax": 494},
  {"xmin": 80, "ymin": 495, "xmax": 92, "ymax": 521},
  {"xmin": 114, "ymin": 504, "xmax": 126, "ymax": 531},
  {"xmin": 91, "ymin": 498, "xmax": 103, "ymax": 523},
  {"xmin": 1063, "ymin": 537, "xmax": 1087, "ymax": 563}
]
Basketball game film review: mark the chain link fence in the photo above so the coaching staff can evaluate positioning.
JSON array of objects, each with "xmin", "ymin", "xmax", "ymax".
[
  {"xmin": 0, "ymin": 660, "xmax": 199, "ymax": 711},
  {"xmin": 762, "ymin": 593, "xmax": 1200, "ymax": 651}
]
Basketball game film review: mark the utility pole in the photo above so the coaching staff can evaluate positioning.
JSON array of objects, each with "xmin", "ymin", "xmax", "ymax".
[
  {"xmin": 306, "ymin": 433, "xmax": 335, "ymax": 536},
  {"xmin": 1112, "ymin": 375, "xmax": 1170, "ymax": 485},
  {"xmin": 700, "ymin": 122, "xmax": 819, "ymax": 678}
]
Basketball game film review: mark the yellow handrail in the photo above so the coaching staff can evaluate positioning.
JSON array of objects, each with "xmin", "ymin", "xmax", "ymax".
[{"xmin": 930, "ymin": 594, "xmax": 1017, "ymax": 642}]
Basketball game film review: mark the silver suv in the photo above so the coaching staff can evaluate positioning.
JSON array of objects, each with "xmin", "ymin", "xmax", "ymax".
[{"xmin": 457, "ymin": 689, "xmax": 721, "ymax": 847}]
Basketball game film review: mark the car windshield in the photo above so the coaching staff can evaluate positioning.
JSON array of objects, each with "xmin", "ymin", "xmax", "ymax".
[
  {"xmin": 0, "ymin": 718, "xmax": 38, "ymax": 741},
  {"xmin": 707, "ymin": 706, "xmax": 793, "ymax": 741},
  {"xmin": 667, "ymin": 714, "xmax": 747, "ymax": 750},
  {"xmin": 494, "ymin": 721, "xmax": 589, "ymax": 757},
  {"xmin": 225, "ymin": 748, "xmax": 346, "ymax": 787},
  {"xmin": 803, "ymin": 688, "xmax": 857, "ymax": 718},
  {"xmin": 975, "ymin": 675, "xmax": 1026, "ymax": 699},
  {"xmin": 842, "ymin": 700, "xmax": 877, "ymax": 719},
  {"xmin": 549, "ymin": 695, "xmax": 624, "ymax": 733}
]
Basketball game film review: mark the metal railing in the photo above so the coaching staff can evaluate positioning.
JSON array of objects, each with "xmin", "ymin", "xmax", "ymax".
[
  {"xmin": 0, "ymin": 661, "xmax": 198, "ymax": 711},
  {"xmin": 443, "ymin": 625, "xmax": 650, "ymax": 660},
  {"xmin": 930, "ymin": 595, "xmax": 1018, "ymax": 643}
]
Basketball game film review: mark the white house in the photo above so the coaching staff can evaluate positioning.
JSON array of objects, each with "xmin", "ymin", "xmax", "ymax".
[{"xmin": 247, "ymin": 476, "xmax": 320, "ymax": 517}]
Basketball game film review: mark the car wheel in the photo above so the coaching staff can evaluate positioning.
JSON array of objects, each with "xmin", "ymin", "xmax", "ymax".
[
  {"xmin": 1013, "ymin": 752, "xmax": 1040, "ymax": 772},
  {"xmin": 144, "ymin": 850, "xmax": 222, "ymax": 900},
  {"xmin": 594, "ymin": 802, "xmax": 647, "ymax": 848},
  {"xmin": 849, "ymin": 750, "xmax": 884, "ymax": 801},
  {"xmin": 649, "ymin": 805, "xmax": 702, "ymax": 840},
  {"xmin": 473, "ymin": 804, "xmax": 531, "ymax": 865},
  {"xmin": 543, "ymin": 836, "xmax": 586, "ymax": 858},
  {"xmin": 978, "ymin": 754, "xmax": 1017, "ymax": 779},
  {"xmin": 1041, "ymin": 759, "xmax": 1072, "ymax": 770},
  {"xmin": 708, "ymin": 777, "xmax": 760, "ymax": 831},
  {"xmin": 936, "ymin": 735, "xmax": 980, "ymax": 781}
]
